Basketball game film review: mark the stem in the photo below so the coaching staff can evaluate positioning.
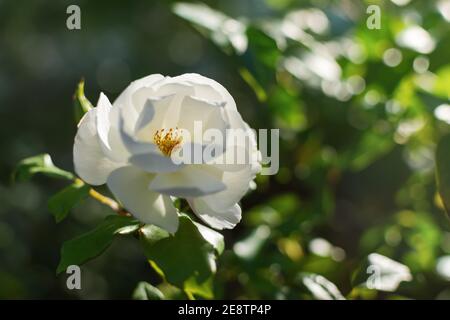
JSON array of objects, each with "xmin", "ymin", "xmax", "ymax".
[
  {"xmin": 185, "ymin": 290, "xmax": 196, "ymax": 300},
  {"xmin": 85, "ymin": 182, "xmax": 129, "ymax": 216}
]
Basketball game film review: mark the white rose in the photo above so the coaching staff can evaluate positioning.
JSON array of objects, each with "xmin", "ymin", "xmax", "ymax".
[{"xmin": 73, "ymin": 73, "xmax": 261, "ymax": 233}]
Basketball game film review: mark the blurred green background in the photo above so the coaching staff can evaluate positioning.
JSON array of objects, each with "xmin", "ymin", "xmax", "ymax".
[{"xmin": 1, "ymin": 0, "xmax": 450, "ymax": 299}]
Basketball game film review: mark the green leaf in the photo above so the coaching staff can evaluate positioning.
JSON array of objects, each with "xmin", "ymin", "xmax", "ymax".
[
  {"xmin": 433, "ymin": 65, "xmax": 450, "ymax": 98},
  {"xmin": 140, "ymin": 215, "xmax": 218, "ymax": 298},
  {"xmin": 239, "ymin": 27, "xmax": 281, "ymax": 101},
  {"xmin": 245, "ymin": 26, "xmax": 280, "ymax": 72},
  {"xmin": 73, "ymin": 79, "xmax": 93, "ymax": 123},
  {"xmin": 13, "ymin": 153, "xmax": 74, "ymax": 183},
  {"xmin": 297, "ymin": 273, "xmax": 345, "ymax": 300},
  {"xmin": 172, "ymin": 2, "xmax": 247, "ymax": 55},
  {"xmin": 48, "ymin": 179, "xmax": 91, "ymax": 223},
  {"xmin": 417, "ymin": 90, "xmax": 449, "ymax": 113},
  {"xmin": 267, "ymin": 86, "xmax": 307, "ymax": 131},
  {"xmin": 132, "ymin": 281, "xmax": 165, "ymax": 300},
  {"xmin": 233, "ymin": 225, "xmax": 270, "ymax": 261},
  {"xmin": 347, "ymin": 129, "xmax": 394, "ymax": 171},
  {"xmin": 139, "ymin": 224, "xmax": 170, "ymax": 245},
  {"xmin": 173, "ymin": 3, "xmax": 283, "ymax": 104},
  {"xmin": 57, "ymin": 215, "xmax": 140, "ymax": 274},
  {"xmin": 184, "ymin": 276, "xmax": 214, "ymax": 300},
  {"xmin": 172, "ymin": 2, "xmax": 225, "ymax": 32},
  {"xmin": 194, "ymin": 222, "xmax": 225, "ymax": 255},
  {"xmin": 239, "ymin": 68, "xmax": 267, "ymax": 102},
  {"xmin": 436, "ymin": 133, "xmax": 450, "ymax": 217}
]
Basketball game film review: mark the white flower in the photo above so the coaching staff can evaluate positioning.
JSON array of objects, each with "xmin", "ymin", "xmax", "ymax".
[{"xmin": 73, "ymin": 73, "xmax": 260, "ymax": 233}]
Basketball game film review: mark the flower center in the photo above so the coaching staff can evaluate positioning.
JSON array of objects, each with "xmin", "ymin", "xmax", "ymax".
[{"xmin": 153, "ymin": 127, "xmax": 183, "ymax": 156}]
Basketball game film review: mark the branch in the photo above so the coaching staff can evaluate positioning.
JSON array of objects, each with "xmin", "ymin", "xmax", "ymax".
[{"xmin": 80, "ymin": 180, "xmax": 129, "ymax": 216}]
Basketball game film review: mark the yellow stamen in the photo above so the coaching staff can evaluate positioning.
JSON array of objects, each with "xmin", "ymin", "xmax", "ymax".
[{"xmin": 153, "ymin": 127, "xmax": 183, "ymax": 156}]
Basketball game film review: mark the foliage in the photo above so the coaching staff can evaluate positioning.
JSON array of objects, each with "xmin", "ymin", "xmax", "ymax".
[
  {"xmin": 57, "ymin": 215, "xmax": 141, "ymax": 275},
  {"xmin": 132, "ymin": 281, "xmax": 165, "ymax": 300},
  {"xmin": 13, "ymin": 154, "xmax": 74, "ymax": 182},
  {"xmin": 48, "ymin": 179, "xmax": 90, "ymax": 223},
  {"xmin": 140, "ymin": 215, "xmax": 222, "ymax": 299}
]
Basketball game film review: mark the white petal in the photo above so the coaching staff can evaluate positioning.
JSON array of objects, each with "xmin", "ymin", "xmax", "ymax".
[
  {"xmin": 188, "ymin": 164, "xmax": 254, "ymax": 230},
  {"xmin": 134, "ymin": 95, "xmax": 175, "ymax": 140},
  {"xmin": 118, "ymin": 108, "xmax": 155, "ymax": 155},
  {"xmin": 191, "ymin": 164, "xmax": 254, "ymax": 213},
  {"xmin": 96, "ymin": 93, "xmax": 113, "ymax": 150},
  {"xmin": 94, "ymin": 93, "xmax": 129, "ymax": 163},
  {"xmin": 189, "ymin": 199, "xmax": 241, "ymax": 230},
  {"xmin": 207, "ymin": 142, "xmax": 254, "ymax": 172},
  {"xmin": 192, "ymin": 83, "xmax": 223, "ymax": 102},
  {"xmin": 215, "ymin": 118, "xmax": 261, "ymax": 174},
  {"xmin": 149, "ymin": 165, "xmax": 226, "ymax": 197},
  {"xmin": 106, "ymin": 106, "xmax": 132, "ymax": 163},
  {"xmin": 73, "ymin": 108, "xmax": 120, "ymax": 185},
  {"xmin": 153, "ymin": 79, "xmax": 195, "ymax": 96},
  {"xmin": 177, "ymin": 95, "xmax": 228, "ymax": 135},
  {"xmin": 224, "ymin": 108, "xmax": 247, "ymax": 131},
  {"xmin": 118, "ymin": 107, "xmax": 185, "ymax": 173},
  {"xmin": 129, "ymin": 152, "xmax": 185, "ymax": 173},
  {"xmin": 131, "ymin": 86, "xmax": 158, "ymax": 114},
  {"xmin": 153, "ymin": 81, "xmax": 195, "ymax": 129},
  {"xmin": 106, "ymin": 166, "xmax": 179, "ymax": 233},
  {"xmin": 172, "ymin": 73, "xmax": 237, "ymax": 112},
  {"xmin": 113, "ymin": 74, "xmax": 165, "ymax": 111}
]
